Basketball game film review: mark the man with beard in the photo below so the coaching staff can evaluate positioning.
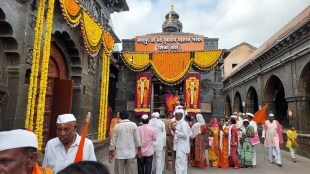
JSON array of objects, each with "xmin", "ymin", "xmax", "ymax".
[{"xmin": 43, "ymin": 114, "xmax": 96, "ymax": 173}]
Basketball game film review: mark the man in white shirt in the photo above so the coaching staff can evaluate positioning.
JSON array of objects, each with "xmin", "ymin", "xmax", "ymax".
[
  {"xmin": 171, "ymin": 109, "xmax": 192, "ymax": 174},
  {"xmin": 109, "ymin": 110, "xmax": 142, "ymax": 174},
  {"xmin": 43, "ymin": 114, "xmax": 96, "ymax": 173},
  {"xmin": 149, "ymin": 112, "xmax": 166, "ymax": 174}
]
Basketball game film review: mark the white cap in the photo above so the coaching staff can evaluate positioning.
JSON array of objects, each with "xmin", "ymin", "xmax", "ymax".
[
  {"xmin": 242, "ymin": 113, "xmax": 246, "ymax": 116},
  {"xmin": 174, "ymin": 109, "xmax": 184, "ymax": 115},
  {"xmin": 0, "ymin": 129, "xmax": 38, "ymax": 151},
  {"xmin": 233, "ymin": 112, "xmax": 237, "ymax": 115},
  {"xmin": 269, "ymin": 113, "xmax": 274, "ymax": 117},
  {"xmin": 151, "ymin": 112, "xmax": 160, "ymax": 118},
  {"xmin": 243, "ymin": 119, "xmax": 249, "ymax": 123},
  {"xmin": 246, "ymin": 113, "xmax": 254, "ymax": 117},
  {"xmin": 56, "ymin": 114, "xmax": 76, "ymax": 124},
  {"xmin": 231, "ymin": 115, "xmax": 237, "ymax": 118},
  {"xmin": 141, "ymin": 114, "xmax": 148, "ymax": 120}
]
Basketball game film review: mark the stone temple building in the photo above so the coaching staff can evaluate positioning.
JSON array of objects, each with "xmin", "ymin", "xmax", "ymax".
[
  {"xmin": 114, "ymin": 5, "xmax": 229, "ymax": 123},
  {"xmin": 223, "ymin": 7, "xmax": 310, "ymax": 158},
  {"xmin": 0, "ymin": 0, "xmax": 128, "ymax": 156}
]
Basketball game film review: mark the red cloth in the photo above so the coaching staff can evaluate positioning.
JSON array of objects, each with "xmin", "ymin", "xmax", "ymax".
[
  {"xmin": 276, "ymin": 120, "xmax": 284, "ymax": 148},
  {"xmin": 253, "ymin": 104, "xmax": 269, "ymax": 125}
]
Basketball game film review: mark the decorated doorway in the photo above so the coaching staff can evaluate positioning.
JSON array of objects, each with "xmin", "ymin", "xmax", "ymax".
[{"xmin": 44, "ymin": 43, "xmax": 73, "ymax": 143}]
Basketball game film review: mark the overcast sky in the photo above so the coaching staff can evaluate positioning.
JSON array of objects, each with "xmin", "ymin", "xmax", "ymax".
[{"xmin": 111, "ymin": 0, "xmax": 309, "ymax": 49}]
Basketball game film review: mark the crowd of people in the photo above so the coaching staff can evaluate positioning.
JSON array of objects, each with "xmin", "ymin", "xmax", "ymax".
[
  {"xmin": 0, "ymin": 108, "xmax": 299, "ymax": 174},
  {"xmin": 108, "ymin": 106, "xmax": 299, "ymax": 174}
]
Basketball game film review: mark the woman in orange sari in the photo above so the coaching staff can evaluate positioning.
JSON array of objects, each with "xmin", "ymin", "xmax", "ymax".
[
  {"xmin": 219, "ymin": 119, "xmax": 229, "ymax": 169},
  {"xmin": 109, "ymin": 112, "xmax": 121, "ymax": 137},
  {"xmin": 190, "ymin": 114, "xmax": 208, "ymax": 168},
  {"xmin": 208, "ymin": 118, "xmax": 219, "ymax": 167}
]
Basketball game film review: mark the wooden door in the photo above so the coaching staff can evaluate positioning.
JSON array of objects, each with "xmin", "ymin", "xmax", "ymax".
[
  {"xmin": 43, "ymin": 43, "xmax": 70, "ymax": 145},
  {"xmin": 48, "ymin": 79, "xmax": 73, "ymax": 139}
]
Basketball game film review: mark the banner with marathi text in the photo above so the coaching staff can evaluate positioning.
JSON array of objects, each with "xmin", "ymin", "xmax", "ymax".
[
  {"xmin": 184, "ymin": 73, "xmax": 201, "ymax": 115},
  {"xmin": 135, "ymin": 72, "xmax": 152, "ymax": 116}
]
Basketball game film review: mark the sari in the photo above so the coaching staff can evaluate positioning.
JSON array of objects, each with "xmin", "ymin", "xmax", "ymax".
[
  {"xmin": 165, "ymin": 90, "xmax": 179, "ymax": 113},
  {"xmin": 190, "ymin": 114, "xmax": 208, "ymax": 168},
  {"xmin": 229, "ymin": 124, "xmax": 239, "ymax": 168},
  {"xmin": 208, "ymin": 118, "xmax": 219, "ymax": 167},
  {"xmin": 240, "ymin": 125, "xmax": 255, "ymax": 167},
  {"xmin": 219, "ymin": 126, "xmax": 229, "ymax": 169},
  {"xmin": 109, "ymin": 117, "xmax": 121, "ymax": 137}
]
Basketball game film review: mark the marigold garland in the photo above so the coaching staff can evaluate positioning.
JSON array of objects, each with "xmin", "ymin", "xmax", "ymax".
[
  {"xmin": 193, "ymin": 50, "xmax": 222, "ymax": 70},
  {"xmin": 98, "ymin": 53, "xmax": 110, "ymax": 141},
  {"xmin": 59, "ymin": 0, "xmax": 82, "ymax": 27},
  {"xmin": 25, "ymin": 0, "xmax": 46, "ymax": 130},
  {"xmin": 122, "ymin": 53, "xmax": 150, "ymax": 71},
  {"xmin": 35, "ymin": 0, "xmax": 56, "ymax": 150}
]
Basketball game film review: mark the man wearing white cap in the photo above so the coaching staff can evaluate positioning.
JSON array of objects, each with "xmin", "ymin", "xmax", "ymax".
[
  {"xmin": 137, "ymin": 114, "xmax": 157, "ymax": 174},
  {"xmin": 149, "ymin": 112, "xmax": 166, "ymax": 174},
  {"xmin": 0, "ymin": 129, "xmax": 52, "ymax": 174},
  {"xmin": 43, "ymin": 114, "xmax": 96, "ymax": 173},
  {"xmin": 171, "ymin": 109, "xmax": 192, "ymax": 174},
  {"xmin": 246, "ymin": 113, "xmax": 259, "ymax": 166},
  {"xmin": 262, "ymin": 113, "xmax": 284, "ymax": 167}
]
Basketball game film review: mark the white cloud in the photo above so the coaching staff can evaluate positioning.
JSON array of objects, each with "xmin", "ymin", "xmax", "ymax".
[{"xmin": 111, "ymin": 0, "xmax": 309, "ymax": 49}]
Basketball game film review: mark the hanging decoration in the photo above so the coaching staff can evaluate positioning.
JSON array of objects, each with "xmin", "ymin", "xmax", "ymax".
[
  {"xmin": 184, "ymin": 73, "xmax": 201, "ymax": 114},
  {"xmin": 134, "ymin": 72, "xmax": 152, "ymax": 115},
  {"xmin": 121, "ymin": 50, "xmax": 222, "ymax": 85},
  {"xmin": 59, "ymin": 0, "xmax": 115, "ymax": 57},
  {"xmin": 25, "ymin": 0, "xmax": 46, "ymax": 130}
]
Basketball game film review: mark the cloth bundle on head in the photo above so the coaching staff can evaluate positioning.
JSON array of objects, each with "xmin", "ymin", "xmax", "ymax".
[
  {"xmin": 0, "ymin": 129, "xmax": 38, "ymax": 151},
  {"xmin": 246, "ymin": 113, "xmax": 254, "ymax": 118},
  {"xmin": 141, "ymin": 114, "xmax": 148, "ymax": 120},
  {"xmin": 56, "ymin": 114, "xmax": 76, "ymax": 124},
  {"xmin": 269, "ymin": 113, "xmax": 274, "ymax": 117},
  {"xmin": 196, "ymin": 114, "xmax": 205, "ymax": 125},
  {"xmin": 151, "ymin": 112, "xmax": 160, "ymax": 118}
]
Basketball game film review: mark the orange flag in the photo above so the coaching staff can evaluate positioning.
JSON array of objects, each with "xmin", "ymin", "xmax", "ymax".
[
  {"xmin": 253, "ymin": 104, "xmax": 269, "ymax": 125},
  {"xmin": 74, "ymin": 112, "xmax": 91, "ymax": 163},
  {"xmin": 32, "ymin": 163, "xmax": 52, "ymax": 174}
]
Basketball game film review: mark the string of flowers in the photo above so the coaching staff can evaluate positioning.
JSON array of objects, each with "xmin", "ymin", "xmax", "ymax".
[
  {"xmin": 98, "ymin": 53, "xmax": 107, "ymax": 140},
  {"xmin": 103, "ymin": 54, "xmax": 110, "ymax": 138},
  {"xmin": 25, "ymin": 0, "xmax": 46, "ymax": 130},
  {"xmin": 35, "ymin": 0, "xmax": 56, "ymax": 150}
]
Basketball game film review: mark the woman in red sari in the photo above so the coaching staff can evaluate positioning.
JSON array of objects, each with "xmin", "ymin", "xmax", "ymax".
[
  {"xmin": 229, "ymin": 117, "xmax": 240, "ymax": 169},
  {"xmin": 190, "ymin": 114, "xmax": 208, "ymax": 168},
  {"xmin": 208, "ymin": 118, "xmax": 220, "ymax": 167}
]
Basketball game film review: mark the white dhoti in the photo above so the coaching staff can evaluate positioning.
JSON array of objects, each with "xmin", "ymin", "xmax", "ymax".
[
  {"xmin": 269, "ymin": 147, "xmax": 281, "ymax": 164},
  {"xmin": 161, "ymin": 147, "xmax": 166, "ymax": 172},
  {"xmin": 175, "ymin": 151, "xmax": 187, "ymax": 174},
  {"xmin": 252, "ymin": 148, "xmax": 256, "ymax": 166},
  {"xmin": 152, "ymin": 150, "xmax": 163, "ymax": 174}
]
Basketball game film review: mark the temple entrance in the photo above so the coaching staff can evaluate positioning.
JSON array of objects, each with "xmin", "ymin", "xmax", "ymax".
[
  {"xmin": 234, "ymin": 91, "xmax": 243, "ymax": 113},
  {"xmin": 265, "ymin": 75, "xmax": 288, "ymax": 127},
  {"xmin": 246, "ymin": 86, "xmax": 259, "ymax": 114},
  {"xmin": 43, "ymin": 43, "xmax": 73, "ymax": 144},
  {"xmin": 152, "ymin": 81, "xmax": 184, "ymax": 117}
]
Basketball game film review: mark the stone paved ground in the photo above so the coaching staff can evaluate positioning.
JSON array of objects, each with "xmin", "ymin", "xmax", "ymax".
[{"xmin": 102, "ymin": 144, "xmax": 310, "ymax": 174}]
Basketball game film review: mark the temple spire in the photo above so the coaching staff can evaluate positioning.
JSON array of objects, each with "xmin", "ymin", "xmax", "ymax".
[{"xmin": 171, "ymin": 4, "xmax": 174, "ymax": 11}]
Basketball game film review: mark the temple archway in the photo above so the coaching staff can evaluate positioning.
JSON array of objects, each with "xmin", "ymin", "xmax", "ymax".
[
  {"xmin": 265, "ymin": 75, "xmax": 288, "ymax": 127},
  {"xmin": 225, "ymin": 95, "xmax": 232, "ymax": 116},
  {"xmin": 234, "ymin": 91, "xmax": 243, "ymax": 113},
  {"xmin": 298, "ymin": 61, "xmax": 310, "ymax": 131},
  {"xmin": 246, "ymin": 86, "xmax": 259, "ymax": 114}
]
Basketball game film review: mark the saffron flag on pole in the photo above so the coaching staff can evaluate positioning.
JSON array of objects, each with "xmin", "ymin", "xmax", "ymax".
[
  {"xmin": 74, "ymin": 112, "xmax": 91, "ymax": 163},
  {"xmin": 253, "ymin": 104, "xmax": 269, "ymax": 125}
]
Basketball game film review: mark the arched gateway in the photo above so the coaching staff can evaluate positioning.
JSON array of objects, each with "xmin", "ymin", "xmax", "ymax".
[
  {"xmin": 246, "ymin": 86, "xmax": 258, "ymax": 114},
  {"xmin": 265, "ymin": 75, "xmax": 288, "ymax": 127},
  {"xmin": 234, "ymin": 91, "xmax": 243, "ymax": 113},
  {"xmin": 298, "ymin": 61, "xmax": 310, "ymax": 131}
]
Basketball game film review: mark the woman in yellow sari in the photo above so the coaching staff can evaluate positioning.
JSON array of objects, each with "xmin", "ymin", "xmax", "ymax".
[
  {"xmin": 109, "ymin": 112, "xmax": 121, "ymax": 137},
  {"xmin": 286, "ymin": 125, "xmax": 298, "ymax": 162},
  {"xmin": 208, "ymin": 118, "xmax": 219, "ymax": 167}
]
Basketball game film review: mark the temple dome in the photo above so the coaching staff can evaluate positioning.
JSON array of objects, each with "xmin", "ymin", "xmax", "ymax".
[{"xmin": 162, "ymin": 4, "xmax": 183, "ymax": 33}]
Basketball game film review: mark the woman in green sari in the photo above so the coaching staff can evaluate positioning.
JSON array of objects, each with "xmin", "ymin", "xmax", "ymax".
[{"xmin": 240, "ymin": 119, "xmax": 255, "ymax": 168}]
